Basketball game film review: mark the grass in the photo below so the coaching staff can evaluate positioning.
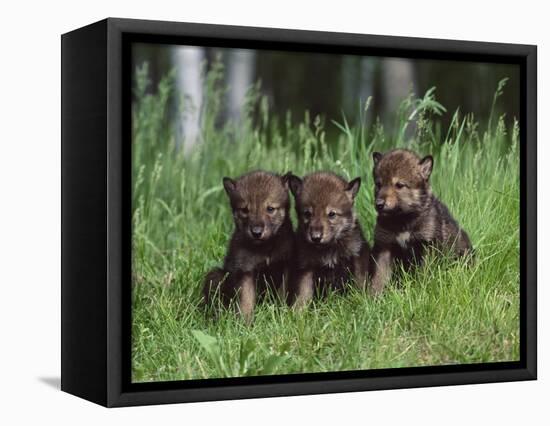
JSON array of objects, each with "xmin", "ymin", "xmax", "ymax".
[{"xmin": 131, "ymin": 62, "xmax": 520, "ymax": 382}]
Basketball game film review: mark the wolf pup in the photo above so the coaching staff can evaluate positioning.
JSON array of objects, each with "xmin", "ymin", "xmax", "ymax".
[
  {"xmin": 288, "ymin": 172, "xmax": 370, "ymax": 308},
  {"xmin": 202, "ymin": 170, "xmax": 294, "ymax": 322},
  {"xmin": 370, "ymin": 149, "xmax": 472, "ymax": 295}
]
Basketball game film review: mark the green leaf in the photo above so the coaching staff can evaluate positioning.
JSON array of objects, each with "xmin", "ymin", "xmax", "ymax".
[
  {"xmin": 238, "ymin": 338, "xmax": 257, "ymax": 376},
  {"xmin": 191, "ymin": 330, "xmax": 219, "ymax": 359},
  {"xmin": 191, "ymin": 330, "xmax": 231, "ymax": 377},
  {"xmin": 259, "ymin": 354, "xmax": 290, "ymax": 376}
]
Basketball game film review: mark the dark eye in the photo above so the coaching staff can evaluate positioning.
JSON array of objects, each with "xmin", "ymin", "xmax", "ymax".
[
  {"xmin": 240, "ymin": 207, "xmax": 249, "ymax": 215},
  {"xmin": 266, "ymin": 206, "xmax": 275, "ymax": 213},
  {"xmin": 328, "ymin": 211, "xmax": 336, "ymax": 218},
  {"xmin": 375, "ymin": 181, "xmax": 381, "ymax": 189},
  {"xmin": 395, "ymin": 182, "xmax": 407, "ymax": 189},
  {"xmin": 303, "ymin": 210, "xmax": 312, "ymax": 219}
]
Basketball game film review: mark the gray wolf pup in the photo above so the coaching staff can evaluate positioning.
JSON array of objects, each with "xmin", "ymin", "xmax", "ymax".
[
  {"xmin": 288, "ymin": 172, "xmax": 370, "ymax": 307},
  {"xmin": 370, "ymin": 149, "xmax": 472, "ymax": 295},
  {"xmin": 202, "ymin": 170, "xmax": 294, "ymax": 322}
]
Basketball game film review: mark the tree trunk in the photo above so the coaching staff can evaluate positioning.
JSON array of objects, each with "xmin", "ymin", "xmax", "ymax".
[
  {"xmin": 381, "ymin": 58, "xmax": 417, "ymax": 118},
  {"xmin": 172, "ymin": 46, "xmax": 205, "ymax": 151},
  {"xmin": 226, "ymin": 49, "xmax": 255, "ymax": 123}
]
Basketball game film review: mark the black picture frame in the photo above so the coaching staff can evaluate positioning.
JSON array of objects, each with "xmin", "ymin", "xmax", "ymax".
[{"xmin": 61, "ymin": 17, "xmax": 537, "ymax": 407}]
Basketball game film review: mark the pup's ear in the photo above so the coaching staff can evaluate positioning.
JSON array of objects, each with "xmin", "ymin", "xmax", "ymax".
[
  {"xmin": 372, "ymin": 152, "xmax": 383, "ymax": 166},
  {"xmin": 419, "ymin": 155, "xmax": 434, "ymax": 180},
  {"xmin": 281, "ymin": 171, "xmax": 292, "ymax": 190},
  {"xmin": 222, "ymin": 177, "xmax": 237, "ymax": 198},
  {"xmin": 346, "ymin": 177, "xmax": 361, "ymax": 200},
  {"xmin": 288, "ymin": 174, "xmax": 303, "ymax": 197}
]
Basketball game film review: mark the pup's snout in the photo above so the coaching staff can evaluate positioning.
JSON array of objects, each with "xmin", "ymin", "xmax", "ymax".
[
  {"xmin": 310, "ymin": 230, "xmax": 323, "ymax": 243},
  {"xmin": 375, "ymin": 198, "xmax": 386, "ymax": 211},
  {"xmin": 250, "ymin": 225, "xmax": 264, "ymax": 239}
]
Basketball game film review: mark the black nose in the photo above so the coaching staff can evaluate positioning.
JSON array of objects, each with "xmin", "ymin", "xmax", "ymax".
[
  {"xmin": 375, "ymin": 199, "xmax": 385, "ymax": 211},
  {"xmin": 310, "ymin": 231, "xmax": 322, "ymax": 243},
  {"xmin": 251, "ymin": 226, "xmax": 264, "ymax": 238}
]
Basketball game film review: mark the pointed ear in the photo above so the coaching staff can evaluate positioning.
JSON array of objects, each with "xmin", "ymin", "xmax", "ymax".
[
  {"xmin": 288, "ymin": 174, "xmax": 303, "ymax": 197},
  {"xmin": 419, "ymin": 155, "xmax": 433, "ymax": 180},
  {"xmin": 281, "ymin": 171, "xmax": 292, "ymax": 191},
  {"xmin": 346, "ymin": 177, "xmax": 361, "ymax": 200},
  {"xmin": 372, "ymin": 152, "xmax": 383, "ymax": 166},
  {"xmin": 222, "ymin": 177, "xmax": 237, "ymax": 198}
]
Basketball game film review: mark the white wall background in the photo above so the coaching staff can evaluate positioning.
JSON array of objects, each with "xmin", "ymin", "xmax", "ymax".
[{"xmin": 0, "ymin": 0, "xmax": 545, "ymax": 423}]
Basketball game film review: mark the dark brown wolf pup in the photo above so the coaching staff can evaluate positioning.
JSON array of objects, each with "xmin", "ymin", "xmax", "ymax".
[
  {"xmin": 288, "ymin": 172, "xmax": 371, "ymax": 308},
  {"xmin": 202, "ymin": 170, "xmax": 294, "ymax": 322},
  {"xmin": 369, "ymin": 149, "xmax": 472, "ymax": 295}
]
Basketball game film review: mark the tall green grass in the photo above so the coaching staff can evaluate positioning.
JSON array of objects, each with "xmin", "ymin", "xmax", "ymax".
[{"xmin": 131, "ymin": 62, "xmax": 519, "ymax": 382}]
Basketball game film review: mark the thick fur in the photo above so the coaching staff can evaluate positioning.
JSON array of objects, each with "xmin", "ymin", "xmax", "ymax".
[
  {"xmin": 288, "ymin": 172, "xmax": 371, "ymax": 307},
  {"xmin": 369, "ymin": 149, "xmax": 472, "ymax": 295},
  {"xmin": 202, "ymin": 171, "xmax": 294, "ymax": 322}
]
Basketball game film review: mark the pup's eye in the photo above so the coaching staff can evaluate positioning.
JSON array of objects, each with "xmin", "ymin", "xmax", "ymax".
[
  {"xmin": 395, "ymin": 182, "xmax": 407, "ymax": 189},
  {"xmin": 303, "ymin": 210, "xmax": 312, "ymax": 219},
  {"xmin": 375, "ymin": 180, "xmax": 382, "ymax": 189},
  {"xmin": 240, "ymin": 207, "xmax": 249, "ymax": 214},
  {"xmin": 266, "ymin": 206, "xmax": 275, "ymax": 213},
  {"xmin": 328, "ymin": 211, "xmax": 336, "ymax": 218}
]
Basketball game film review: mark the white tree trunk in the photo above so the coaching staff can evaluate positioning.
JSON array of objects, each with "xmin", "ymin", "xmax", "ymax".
[
  {"xmin": 359, "ymin": 57, "xmax": 376, "ymax": 120},
  {"xmin": 342, "ymin": 56, "xmax": 377, "ymax": 122},
  {"xmin": 173, "ymin": 46, "xmax": 205, "ymax": 151},
  {"xmin": 382, "ymin": 58, "xmax": 417, "ymax": 118},
  {"xmin": 226, "ymin": 49, "xmax": 255, "ymax": 122}
]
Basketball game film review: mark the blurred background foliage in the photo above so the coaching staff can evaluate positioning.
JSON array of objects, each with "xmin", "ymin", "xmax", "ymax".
[{"xmin": 132, "ymin": 42, "xmax": 519, "ymax": 150}]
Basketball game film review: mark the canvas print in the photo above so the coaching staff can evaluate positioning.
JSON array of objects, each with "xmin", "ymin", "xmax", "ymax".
[{"xmin": 131, "ymin": 42, "xmax": 520, "ymax": 383}]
